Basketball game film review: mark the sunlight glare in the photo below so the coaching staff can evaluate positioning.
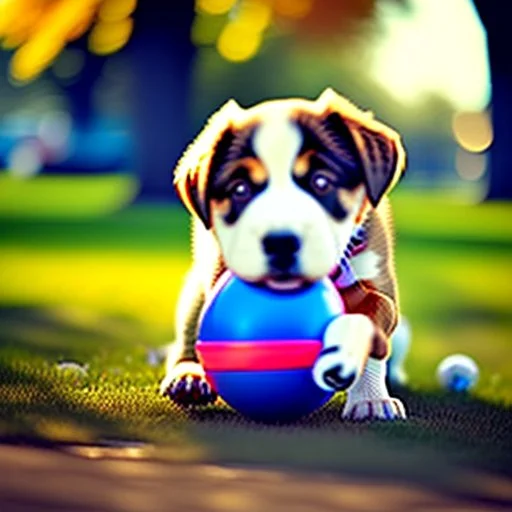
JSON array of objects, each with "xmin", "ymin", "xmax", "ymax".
[{"xmin": 369, "ymin": 0, "xmax": 491, "ymax": 111}]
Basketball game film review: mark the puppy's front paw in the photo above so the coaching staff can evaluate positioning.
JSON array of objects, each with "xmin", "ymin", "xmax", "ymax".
[
  {"xmin": 312, "ymin": 347, "xmax": 358, "ymax": 392},
  {"xmin": 342, "ymin": 398, "xmax": 406, "ymax": 421},
  {"xmin": 312, "ymin": 314, "xmax": 374, "ymax": 392},
  {"xmin": 160, "ymin": 361, "xmax": 217, "ymax": 407}
]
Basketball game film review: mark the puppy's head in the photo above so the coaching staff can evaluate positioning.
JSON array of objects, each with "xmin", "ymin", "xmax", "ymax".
[{"xmin": 174, "ymin": 88, "xmax": 406, "ymax": 289}]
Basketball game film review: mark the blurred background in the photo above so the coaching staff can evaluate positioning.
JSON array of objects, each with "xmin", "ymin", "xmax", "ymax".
[
  {"xmin": 0, "ymin": 0, "xmax": 510, "ymax": 413},
  {"xmin": 0, "ymin": 0, "xmax": 506, "ymax": 200}
]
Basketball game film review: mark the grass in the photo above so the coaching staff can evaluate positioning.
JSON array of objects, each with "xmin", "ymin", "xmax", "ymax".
[{"xmin": 0, "ymin": 174, "xmax": 511, "ymax": 487}]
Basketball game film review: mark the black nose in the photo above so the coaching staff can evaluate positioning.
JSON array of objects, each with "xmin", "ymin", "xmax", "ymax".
[{"xmin": 262, "ymin": 232, "xmax": 301, "ymax": 257}]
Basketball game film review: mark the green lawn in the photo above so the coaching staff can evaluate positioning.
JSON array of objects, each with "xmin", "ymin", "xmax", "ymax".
[{"xmin": 0, "ymin": 174, "xmax": 511, "ymax": 484}]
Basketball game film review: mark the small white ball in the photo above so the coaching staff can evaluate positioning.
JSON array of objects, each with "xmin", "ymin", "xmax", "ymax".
[{"xmin": 437, "ymin": 354, "xmax": 479, "ymax": 391}]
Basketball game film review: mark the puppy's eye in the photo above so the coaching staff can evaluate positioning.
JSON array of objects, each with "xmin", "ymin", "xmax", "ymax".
[
  {"xmin": 310, "ymin": 170, "xmax": 336, "ymax": 195},
  {"xmin": 227, "ymin": 179, "xmax": 252, "ymax": 201}
]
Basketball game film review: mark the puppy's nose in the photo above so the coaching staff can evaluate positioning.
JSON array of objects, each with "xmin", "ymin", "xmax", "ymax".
[{"xmin": 262, "ymin": 232, "xmax": 301, "ymax": 257}]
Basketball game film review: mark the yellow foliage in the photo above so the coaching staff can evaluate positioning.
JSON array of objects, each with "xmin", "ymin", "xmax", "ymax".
[
  {"xmin": 194, "ymin": 0, "xmax": 314, "ymax": 63},
  {"xmin": 197, "ymin": 0, "xmax": 237, "ymax": 16},
  {"xmin": 10, "ymin": 34, "xmax": 65, "ymax": 82},
  {"xmin": 99, "ymin": 0, "xmax": 137, "ymax": 22},
  {"xmin": 88, "ymin": 18, "xmax": 133, "ymax": 56},
  {"xmin": 236, "ymin": 0, "xmax": 272, "ymax": 32},
  {"xmin": 217, "ymin": 22, "xmax": 263, "ymax": 63},
  {"xmin": 0, "ymin": 0, "xmax": 137, "ymax": 83}
]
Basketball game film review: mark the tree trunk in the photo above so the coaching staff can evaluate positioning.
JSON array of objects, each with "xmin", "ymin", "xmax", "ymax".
[
  {"xmin": 129, "ymin": 1, "xmax": 196, "ymax": 202},
  {"xmin": 473, "ymin": 1, "xmax": 512, "ymax": 200},
  {"xmin": 56, "ymin": 39, "xmax": 105, "ymax": 130}
]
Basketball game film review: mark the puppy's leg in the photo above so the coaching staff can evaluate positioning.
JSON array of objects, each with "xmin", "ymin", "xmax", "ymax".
[
  {"xmin": 342, "ymin": 357, "xmax": 406, "ymax": 420},
  {"xmin": 334, "ymin": 286, "xmax": 406, "ymax": 420},
  {"xmin": 159, "ymin": 266, "xmax": 217, "ymax": 406}
]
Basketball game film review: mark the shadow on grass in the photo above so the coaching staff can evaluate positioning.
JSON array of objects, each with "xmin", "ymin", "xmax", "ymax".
[
  {"xmin": 1, "ymin": 305, "xmax": 511, "ymax": 479},
  {"xmin": 0, "ymin": 306, "xmax": 160, "ymax": 362},
  {"xmin": 180, "ymin": 385, "xmax": 512, "ymax": 481},
  {"xmin": 1, "ymin": 304, "xmax": 511, "ymax": 507},
  {"xmin": 0, "ymin": 359, "xmax": 132, "ymax": 443},
  {"xmin": 0, "ymin": 356, "xmax": 511, "ymax": 508}
]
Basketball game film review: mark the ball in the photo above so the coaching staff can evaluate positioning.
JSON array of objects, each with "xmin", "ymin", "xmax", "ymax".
[
  {"xmin": 436, "ymin": 354, "xmax": 479, "ymax": 392},
  {"xmin": 196, "ymin": 272, "xmax": 345, "ymax": 423}
]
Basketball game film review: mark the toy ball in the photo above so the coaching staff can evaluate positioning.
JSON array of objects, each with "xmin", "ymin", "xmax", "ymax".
[
  {"xmin": 196, "ymin": 272, "xmax": 345, "ymax": 423},
  {"xmin": 437, "ymin": 354, "xmax": 479, "ymax": 392}
]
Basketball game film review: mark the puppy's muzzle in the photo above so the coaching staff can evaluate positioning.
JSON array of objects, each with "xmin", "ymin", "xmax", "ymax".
[{"xmin": 262, "ymin": 231, "xmax": 301, "ymax": 274}]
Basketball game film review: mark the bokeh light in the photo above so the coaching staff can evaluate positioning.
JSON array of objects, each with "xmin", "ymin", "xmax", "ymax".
[
  {"xmin": 452, "ymin": 111, "xmax": 493, "ymax": 153},
  {"xmin": 197, "ymin": 0, "xmax": 238, "ymax": 16},
  {"xmin": 215, "ymin": 0, "xmax": 273, "ymax": 62},
  {"xmin": 7, "ymin": 139, "xmax": 45, "ymax": 179},
  {"xmin": 235, "ymin": 0, "xmax": 273, "ymax": 32},
  {"xmin": 98, "ymin": 0, "xmax": 137, "ymax": 23},
  {"xmin": 273, "ymin": 0, "xmax": 313, "ymax": 19},
  {"xmin": 193, "ymin": 0, "xmax": 295, "ymax": 63},
  {"xmin": 52, "ymin": 48, "xmax": 86, "ymax": 80},
  {"xmin": 37, "ymin": 110, "xmax": 72, "ymax": 161},
  {"xmin": 217, "ymin": 22, "xmax": 263, "ymax": 62},
  {"xmin": 10, "ymin": 35, "xmax": 65, "ymax": 83},
  {"xmin": 88, "ymin": 18, "xmax": 134, "ymax": 56},
  {"xmin": 455, "ymin": 148, "xmax": 487, "ymax": 181}
]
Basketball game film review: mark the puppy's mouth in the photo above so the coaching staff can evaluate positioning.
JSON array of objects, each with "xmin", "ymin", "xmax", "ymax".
[
  {"xmin": 262, "ymin": 264, "xmax": 311, "ymax": 290},
  {"xmin": 264, "ymin": 275, "xmax": 306, "ymax": 291}
]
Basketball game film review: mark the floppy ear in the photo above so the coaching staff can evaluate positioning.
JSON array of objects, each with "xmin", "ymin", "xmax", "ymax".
[
  {"xmin": 317, "ymin": 88, "xmax": 406, "ymax": 207},
  {"xmin": 173, "ymin": 99, "xmax": 243, "ymax": 228}
]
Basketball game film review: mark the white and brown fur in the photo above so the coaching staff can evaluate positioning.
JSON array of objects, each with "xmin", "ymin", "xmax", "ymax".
[{"xmin": 160, "ymin": 88, "xmax": 407, "ymax": 420}]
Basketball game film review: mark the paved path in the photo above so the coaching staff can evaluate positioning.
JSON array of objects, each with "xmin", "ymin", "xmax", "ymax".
[{"xmin": 1, "ymin": 445, "xmax": 511, "ymax": 512}]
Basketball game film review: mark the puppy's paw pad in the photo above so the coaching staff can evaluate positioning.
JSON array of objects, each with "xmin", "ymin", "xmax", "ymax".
[
  {"xmin": 160, "ymin": 361, "xmax": 217, "ymax": 407},
  {"xmin": 165, "ymin": 374, "xmax": 217, "ymax": 407},
  {"xmin": 342, "ymin": 398, "xmax": 406, "ymax": 421}
]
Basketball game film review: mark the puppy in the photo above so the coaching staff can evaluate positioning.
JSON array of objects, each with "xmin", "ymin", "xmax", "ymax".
[{"xmin": 160, "ymin": 88, "xmax": 407, "ymax": 421}]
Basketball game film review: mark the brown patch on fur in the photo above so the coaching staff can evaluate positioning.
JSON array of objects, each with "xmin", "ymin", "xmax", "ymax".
[
  {"xmin": 371, "ymin": 327, "xmax": 390, "ymax": 360},
  {"xmin": 355, "ymin": 197, "xmax": 370, "ymax": 224},
  {"xmin": 210, "ymin": 198, "xmax": 231, "ymax": 217},
  {"xmin": 293, "ymin": 150, "xmax": 315, "ymax": 178},
  {"xmin": 213, "ymin": 156, "xmax": 267, "ymax": 189},
  {"xmin": 337, "ymin": 184, "xmax": 364, "ymax": 212},
  {"xmin": 246, "ymin": 158, "xmax": 268, "ymax": 185},
  {"xmin": 338, "ymin": 279, "xmax": 397, "ymax": 360}
]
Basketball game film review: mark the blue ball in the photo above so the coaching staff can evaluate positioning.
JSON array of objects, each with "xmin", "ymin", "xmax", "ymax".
[{"xmin": 197, "ymin": 272, "xmax": 345, "ymax": 423}]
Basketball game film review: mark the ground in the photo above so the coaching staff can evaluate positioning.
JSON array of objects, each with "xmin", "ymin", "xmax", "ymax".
[{"xmin": 0, "ymin": 174, "xmax": 511, "ymax": 510}]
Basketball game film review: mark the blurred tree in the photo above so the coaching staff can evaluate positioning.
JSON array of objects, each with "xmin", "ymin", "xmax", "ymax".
[
  {"xmin": 129, "ymin": 1, "xmax": 196, "ymax": 202},
  {"xmin": 0, "ymin": 0, "xmax": 407, "ymax": 202},
  {"xmin": 54, "ymin": 39, "xmax": 105, "ymax": 130},
  {"xmin": 473, "ymin": 1, "xmax": 512, "ymax": 200}
]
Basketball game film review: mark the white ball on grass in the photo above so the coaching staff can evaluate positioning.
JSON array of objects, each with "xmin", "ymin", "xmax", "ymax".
[{"xmin": 437, "ymin": 354, "xmax": 479, "ymax": 392}]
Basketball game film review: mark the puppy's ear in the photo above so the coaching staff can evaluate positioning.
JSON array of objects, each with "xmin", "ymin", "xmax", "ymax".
[
  {"xmin": 317, "ymin": 87, "xmax": 406, "ymax": 207},
  {"xmin": 173, "ymin": 99, "xmax": 243, "ymax": 228}
]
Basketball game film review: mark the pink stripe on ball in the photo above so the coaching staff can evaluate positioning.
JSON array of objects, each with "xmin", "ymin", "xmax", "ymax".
[{"xmin": 196, "ymin": 339, "xmax": 323, "ymax": 371}]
